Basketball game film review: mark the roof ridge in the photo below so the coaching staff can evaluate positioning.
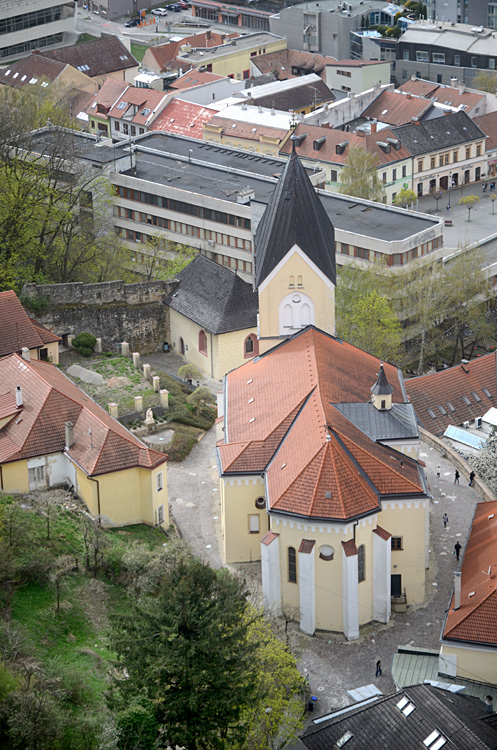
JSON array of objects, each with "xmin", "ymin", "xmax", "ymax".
[{"xmin": 306, "ymin": 443, "xmax": 329, "ymax": 517}]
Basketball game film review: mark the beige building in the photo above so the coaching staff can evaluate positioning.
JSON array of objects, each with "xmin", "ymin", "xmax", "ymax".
[
  {"xmin": 0, "ymin": 290, "xmax": 60, "ymax": 364},
  {"xmin": 216, "ymin": 146, "xmax": 430, "ymax": 639},
  {"xmin": 325, "ymin": 59, "xmax": 391, "ymax": 95},
  {"xmin": 439, "ymin": 501, "xmax": 497, "ymax": 687},
  {"xmin": 166, "ymin": 253, "xmax": 259, "ymax": 380}
]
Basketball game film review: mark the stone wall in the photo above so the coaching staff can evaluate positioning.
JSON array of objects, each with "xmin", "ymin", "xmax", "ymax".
[{"xmin": 22, "ymin": 280, "xmax": 178, "ymax": 354}]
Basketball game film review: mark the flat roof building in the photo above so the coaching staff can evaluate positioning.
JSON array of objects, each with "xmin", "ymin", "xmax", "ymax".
[{"xmin": 0, "ymin": 0, "xmax": 77, "ymax": 63}]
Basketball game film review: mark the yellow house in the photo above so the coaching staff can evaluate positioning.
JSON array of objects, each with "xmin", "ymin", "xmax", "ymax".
[
  {"xmin": 167, "ymin": 253, "xmax": 259, "ymax": 380},
  {"xmin": 439, "ymin": 501, "xmax": 497, "ymax": 687},
  {"xmin": 0, "ymin": 290, "xmax": 61, "ymax": 365},
  {"xmin": 216, "ymin": 140, "xmax": 430, "ymax": 639},
  {"xmin": 0, "ymin": 353, "xmax": 168, "ymax": 529}
]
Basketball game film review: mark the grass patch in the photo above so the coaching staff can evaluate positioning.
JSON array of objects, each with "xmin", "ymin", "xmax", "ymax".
[
  {"xmin": 77, "ymin": 33, "xmax": 98, "ymax": 44},
  {"xmin": 131, "ymin": 42, "xmax": 148, "ymax": 62},
  {"xmin": 106, "ymin": 523, "xmax": 166, "ymax": 550}
]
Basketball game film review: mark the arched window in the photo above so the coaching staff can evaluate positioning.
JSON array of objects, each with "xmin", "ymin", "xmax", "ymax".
[
  {"xmin": 244, "ymin": 334, "xmax": 259, "ymax": 359},
  {"xmin": 358, "ymin": 544, "xmax": 365, "ymax": 583},
  {"xmin": 288, "ymin": 547, "xmax": 297, "ymax": 583},
  {"xmin": 289, "ymin": 275, "xmax": 295, "ymax": 287},
  {"xmin": 198, "ymin": 330, "xmax": 207, "ymax": 356},
  {"xmin": 297, "ymin": 274, "xmax": 303, "ymax": 287},
  {"xmin": 279, "ymin": 293, "xmax": 315, "ymax": 336}
]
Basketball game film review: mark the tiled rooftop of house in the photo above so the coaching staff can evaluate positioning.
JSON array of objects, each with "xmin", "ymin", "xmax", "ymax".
[
  {"xmin": 108, "ymin": 87, "xmax": 168, "ymax": 125},
  {"xmin": 442, "ymin": 501, "xmax": 497, "ymax": 648},
  {"xmin": 145, "ymin": 31, "xmax": 239, "ymax": 72},
  {"xmin": 474, "ymin": 111, "xmax": 497, "ymax": 152},
  {"xmin": 86, "ymin": 77, "xmax": 130, "ymax": 119},
  {"xmin": 250, "ymin": 49, "xmax": 337, "ymax": 81},
  {"xmin": 0, "ymin": 354, "xmax": 166, "ymax": 475},
  {"xmin": 218, "ymin": 327, "xmax": 426, "ymax": 521},
  {"xmin": 0, "ymin": 55, "xmax": 68, "ymax": 88},
  {"xmin": 150, "ymin": 98, "xmax": 216, "ymax": 137},
  {"xmin": 0, "ymin": 291, "xmax": 60, "ymax": 357},
  {"xmin": 168, "ymin": 70, "xmax": 225, "ymax": 90},
  {"xmin": 362, "ymin": 90, "xmax": 433, "ymax": 127},
  {"xmin": 40, "ymin": 37, "xmax": 138, "ymax": 78},
  {"xmin": 405, "ymin": 353, "xmax": 497, "ymax": 436}
]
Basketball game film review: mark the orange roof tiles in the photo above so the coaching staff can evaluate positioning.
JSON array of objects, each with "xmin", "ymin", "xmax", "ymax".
[
  {"xmin": 405, "ymin": 354, "xmax": 497, "ymax": 436},
  {"xmin": 280, "ymin": 123, "xmax": 411, "ymax": 165},
  {"xmin": 443, "ymin": 501, "xmax": 497, "ymax": 647},
  {"xmin": 0, "ymin": 392, "xmax": 18, "ymax": 421},
  {"xmin": 474, "ymin": 112, "xmax": 497, "ymax": 152},
  {"xmin": 0, "ymin": 354, "xmax": 166, "ymax": 476},
  {"xmin": 219, "ymin": 328, "xmax": 426, "ymax": 521},
  {"xmin": 146, "ymin": 31, "xmax": 239, "ymax": 72},
  {"xmin": 0, "ymin": 291, "xmax": 60, "ymax": 357},
  {"xmin": 108, "ymin": 87, "xmax": 168, "ymax": 124},
  {"xmin": 251, "ymin": 49, "xmax": 336, "ymax": 82},
  {"xmin": 398, "ymin": 80, "xmax": 485, "ymax": 113},
  {"xmin": 150, "ymin": 98, "xmax": 216, "ymax": 138},
  {"xmin": 398, "ymin": 79, "xmax": 440, "ymax": 97},
  {"xmin": 206, "ymin": 115, "xmax": 288, "ymax": 143},
  {"xmin": 169, "ymin": 70, "xmax": 225, "ymax": 90},
  {"xmin": 85, "ymin": 77, "xmax": 129, "ymax": 119},
  {"xmin": 362, "ymin": 90, "xmax": 433, "ymax": 127}
]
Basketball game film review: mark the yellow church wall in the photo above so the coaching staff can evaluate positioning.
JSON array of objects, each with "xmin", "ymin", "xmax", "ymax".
[
  {"xmin": 440, "ymin": 644, "xmax": 497, "ymax": 686},
  {"xmin": 258, "ymin": 249, "xmax": 335, "ymax": 351},
  {"xmin": 1, "ymin": 460, "xmax": 29, "ymax": 493},
  {"xmin": 220, "ymin": 475, "xmax": 266, "ymax": 563},
  {"xmin": 213, "ymin": 329, "xmax": 258, "ymax": 380},
  {"xmin": 75, "ymin": 467, "xmax": 99, "ymax": 516},
  {"xmin": 380, "ymin": 501, "xmax": 427, "ymax": 604}
]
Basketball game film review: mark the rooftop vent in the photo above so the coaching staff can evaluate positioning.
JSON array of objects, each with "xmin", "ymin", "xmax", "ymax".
[{"xmin": 15, "ymin": 385, "xmax": 23, "ymax": 408}]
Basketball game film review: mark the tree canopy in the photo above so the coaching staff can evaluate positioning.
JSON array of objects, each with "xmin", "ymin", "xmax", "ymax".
[{"xmin": 339, "ymin": 145, "xmax": 385, "ymax": 202}]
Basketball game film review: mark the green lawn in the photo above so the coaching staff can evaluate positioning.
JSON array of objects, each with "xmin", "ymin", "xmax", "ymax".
[
  {"xmin": 77, "ymin": 33, "xmax": 98, "ymax": 44},
  {"xmin": 131, "ymin": 42, "xmax": 148, "ymax": 62}
]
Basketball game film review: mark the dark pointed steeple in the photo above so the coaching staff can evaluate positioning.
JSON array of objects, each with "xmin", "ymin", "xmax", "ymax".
[
  {"xmin": 371, "ymin": 364, "xmax": 394, "ymax": 396},
  {"xmin": 254, "ymin": 138, "xmax": 336, "ymax": 287}
]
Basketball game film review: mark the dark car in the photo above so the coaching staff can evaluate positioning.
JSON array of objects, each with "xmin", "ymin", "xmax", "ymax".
[{"xmin": 124, "ymin": 17, "xmax": 141, "ymax": 26}]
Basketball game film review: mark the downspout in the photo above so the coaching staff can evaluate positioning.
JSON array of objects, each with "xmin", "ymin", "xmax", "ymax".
[
  {"xmin": 0, "ymin": 465, "xmax": 3, "ymax": 490},
  {"xmin": 352, "ymin": 519, "xmax": 358, "ymax": 543},
  {"xmin": 88, "ymin": 475, "xmax": 101, "ymax": 527},
  {"xmin": 210, "ymin": 332, "xmax": 214, "ymax": 377}
]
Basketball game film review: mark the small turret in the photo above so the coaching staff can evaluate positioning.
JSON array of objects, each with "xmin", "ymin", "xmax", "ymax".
[{"xmin": 371, "ymin": 364, "xmax": 393, "ymax": 411}]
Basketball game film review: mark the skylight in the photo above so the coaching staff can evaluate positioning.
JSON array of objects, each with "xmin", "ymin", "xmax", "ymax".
[
  {"xmin": 29, "ymin": 78, "xmax": 37, "ymax": 84},
  {"xmin": 248, "ymin": 398, "xmax": 254, "ymax": 403},
  {"xmin": 246, "ymin": 379, "xmax": 253, "ymax": 384},
  {"xmin": 471, "ymin": 391, "xmax": 481, "ymax": 402},
  {"xmin": 446, "ymin": 401, "xmax": 455, "ymax": 412},
  {"xmin": 4, "ymin": 70, "xmax": 10, "ymax": 75},
  {"xmin": 462, "ymin": 395, "xmax": 472, "ymax": 405},
  {"xmin": 483, "ymin": 387, "xmax": 492, "ymax": 398},
  {"xmin": 336, "ymin": 731, "xmax": 353, "ymax": 748},
  {"xmin": 12, "ymin": 72, "xmax": 18, "ymax": 79},
  {"xmin": 21, "ymin": 75, "xmax": 27, "ymax": 81},
  {"xmin": 427, "ymin": 408, "xmax": 437, "ymax": 419},
  {"xmin": 437, "ymin": 405, "xmax": 447, "ymax": 415},
  {"xmin": 396, "ymin": 695, "xmax": 416, "ymax": 716},
  {"xmin": 117, "ymin": 102, "xmax": 127, "ymax": 110},
  {"xmin": 424, "ymin": 730, "xmax": 446, "ymax": 749},
  {"xmin": 41, "ymin": 82, "xmax": 49, "ymax": 87},
  {"xmin": 142, "ymin": 107, "xmax": 151, "ymax": 116}
]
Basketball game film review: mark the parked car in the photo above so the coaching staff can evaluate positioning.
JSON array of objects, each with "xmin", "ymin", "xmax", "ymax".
[
  {"xmin": 124, "ymin": 17, "xmax": 141, "ymax": 26},
  {"xmin": 178, "ymin": 1, "xmax": 190, "ymax": 7},
  {"xmin": 170, "ymin": 4, "xmax": 182, "ymax": 10},
  {"xmin": 151, "ymin": 7, "xmax": 168, "ymax": 15}
]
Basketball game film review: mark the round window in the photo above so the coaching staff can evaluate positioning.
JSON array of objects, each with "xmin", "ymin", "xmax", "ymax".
[
  {"xmin": 255, "ymin": 497, "xmax": 265, "ymax": 509},
  {"xmin": 292, "ymin": 294, "xmax": 301, "ymax": 304},
  {"xmin": 319, "ymin": 545, "xmax": 334, "ymax": 561}
]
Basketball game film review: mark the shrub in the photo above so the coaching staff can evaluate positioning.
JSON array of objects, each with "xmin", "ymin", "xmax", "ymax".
[
  {"xmin": 167, "ymin": 426, "xmax": 198, "ymax": 462},
  {"xmin": 19, "ymin": 294, "xmax": 50, "ymax": 316},
  {"xmin": 157, "ymin": 371, "xmax": 186, "ymax": 398},
  {"xmin": 72, "ymin": 332, "xmax": 96, "ymax": 355}
]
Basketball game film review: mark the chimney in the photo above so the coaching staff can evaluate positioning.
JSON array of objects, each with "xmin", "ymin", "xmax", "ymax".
[
  {"xmin": 450, "ymin": 77, "xmax": 458, "ymax": 88},
  {"xmin": 453, "ymin": 571, "xmax": 461, "ymax": 610},
  {"xmin": 65, "ymin": 421, "xmax": 74, "ymax": 450},
  {"xmin": 406, "ymin": 92, "xmax": 411, "ymax": 99},
  {"xmin": 206, "ymin": 29, "xmax": 211, "ymax": 41},
  {"xmin": 16, "ymin": 386, "xmax": 23, "ymax": 408},
  {"xmin": 458, "ymin": 83, "xmax": 465, "ymax": 95},
  {"xmin": 21, "ymin": 347, "xmax": 30, "ymax": 362},
  {"xmin": 371, "ymin": 121, "xmax": 377, "ymax": 133}
]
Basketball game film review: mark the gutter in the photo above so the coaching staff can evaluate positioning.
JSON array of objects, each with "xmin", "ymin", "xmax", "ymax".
[{"xmin": 88, "ymin": 475, "xmax": 102, "ymax": 527}]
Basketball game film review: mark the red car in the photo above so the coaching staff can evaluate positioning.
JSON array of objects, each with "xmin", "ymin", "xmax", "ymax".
[{"xmin": 178, "ymin": 1, "xmax": 190, "ymax": 7}]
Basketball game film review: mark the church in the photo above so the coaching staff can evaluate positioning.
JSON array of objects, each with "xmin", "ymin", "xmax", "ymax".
[{"xmin": 214, "ymin": 139, "xmax": 430, "ymax": 639}]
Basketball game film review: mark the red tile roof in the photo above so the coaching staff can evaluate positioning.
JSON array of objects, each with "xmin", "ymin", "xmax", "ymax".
[
  {"xmin": 0, "ymin": 392, "xmax": 18, "ymax": 421},
  {"xmin": 398, "ymin": 80, "xmax": 485, "ymax": 113},
  {"xmin": 405, "ymin": 354, "xmax": 497, "ymax": 436},
  {"xmin": 145, "ymin": 31, "xmax": 239, "ymax": 72},
  {"xmin": 219, "ymin": 328, "xmax": 426, "ymax": 521},
  {"xmin": 398, "ymin": 79, "xmax": 440, "ymax": 97},
  {"xmin": 0, "ymin": 54, "xmax": 67, "ymax": 87},
  {"xmin": 279, "ymin": 123, "xmax": 411, "ymax": 165},
  {"xmin": 169, "ymin": 70, "xmax": 225, "ymax": 90},
  {"xmin": 40, "ymin": 37, "xmax": 138, "ymax": 78},
  {"xmin": 251, "ymin": 49, "xmax": 336, "ymax": 82},
  {"xmin": 0, "ymin": 291, "xmax": 60, "ymax": 357},
  {"xmin": 150, "ymin": 98, "xmax": 216, "ymax": 138},
  {"xmin": 86, "ymin": 77, "xmax": 130, "ymax": 119},
  {"xmin": 474, "ymin": 112, "xmax": 497, "ymax": 152},
  {"xmin": 443, "ymin": 501, "xmax": 497, "ymax": 647},
  {"xmin": 0, "ymin": 354, "xmax": 166, "ymax": 476},
  {"xmin": 206, "ymin": 115, "xmax": 288, "ymax": 143},
  {"xmin": 362, "ymin": 90, "xmax": 433, "ymax": 127},
  {"xmin": 108, "ymin": 87, "xmax": 168, "ymax": 125}
]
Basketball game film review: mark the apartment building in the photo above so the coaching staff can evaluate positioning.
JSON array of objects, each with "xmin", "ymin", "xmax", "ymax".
[{"xmin": 0, "ymin": 0, "xmax": 77, "ymax": 62}]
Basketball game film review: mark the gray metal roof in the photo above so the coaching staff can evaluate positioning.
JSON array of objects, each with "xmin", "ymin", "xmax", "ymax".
[
  {"xmin": 333, "ymin": 402, "xmax": 419, "ymax": 441},
  {"xmin": 255, "ymin": 142, "xmax": 336, "ymax": 286},
  {"xmin": 301, "ymin": 683, "xmax": 497, "ymax": 750},
  {"xmin": 392, "ymin": 110, "xmax": 485, "ymax": 156},
  {"xmin": 166, "ymin": 253, "xmax": 258, "ymax": 333}
]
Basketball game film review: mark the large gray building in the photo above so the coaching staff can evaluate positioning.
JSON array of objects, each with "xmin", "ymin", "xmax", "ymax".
[
  {"xmin": 426, "ymin": 0, "xmax": 497, "ymax": 28},
  {"xmin": 396, "ymin": 21, "xmax": 497, "ymax": 86},
  {"xmin": 269, "ymin": 0, "xmax": 387, "ymax": 60},
  {"xmin": 0, "ymin": 0, "xmax": 77, "ymax": 62}
]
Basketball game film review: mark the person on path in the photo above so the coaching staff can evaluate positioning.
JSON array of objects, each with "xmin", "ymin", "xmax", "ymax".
[
  {"xmin": 443, "ymin": 513, "xmax": 449, "ymax": 528},
  {"xmin": 446, "ymin": 203, "xmax": 450, "ymax": 213},
  {"xmin": 376, "ymin": 660, "xmax": 382, "ymax": 677},
  {"xmin": 437, "ymin": 465, "xmax": 441, "ymax": 479},
  {"xmin": 483, "ymin": 182, "xmax": 487, "ymax": 193},
  {"xmin": 454, "ymin": 470, "xmax": 460, "ymax": 484},
  {"xmin": 454, "ymin": 541, "xmax": 462, "ymax": 561},
  {"xmin": 469, "ymin": 470, "xmax": 475, "ymax": 486}
]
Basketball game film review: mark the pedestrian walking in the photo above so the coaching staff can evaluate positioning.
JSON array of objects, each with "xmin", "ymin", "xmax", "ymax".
[
  {"xmin": 446, "ymin": 203, "xmax": 450, "ymax": 213},
  {"xmin": 454, "ymin": 470, "xmax": 460, "ymax": 484},
  {"xmin": 437, "ymin": 465, "xmax": 441, "ymax": 479},
  {"xmin": 375, "ymin": 660, "xmax": 382, "ymax": 677},
  {"xmin": 483, "ymin": 182, "xmax": 487, "ymax": 193},
  {"xmin": 469, "ymin": 470, "xmax": 475, "ymax": 486},
  {"xmin": 454, "ymin": 541, "xmax": 462, "ymax": 561},
  {"xmin": 443, "ymin": 513, "xmax": 449, "ymax": 528}
]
